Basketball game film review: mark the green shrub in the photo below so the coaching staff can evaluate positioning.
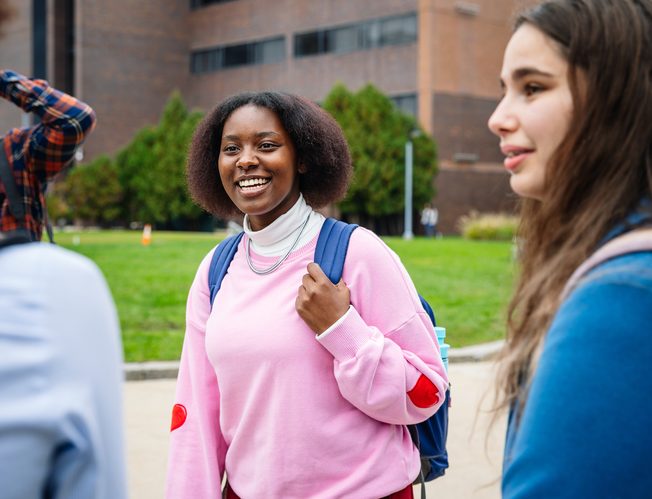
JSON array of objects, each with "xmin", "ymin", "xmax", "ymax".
[
  {"xmin": 63, "ymin": 155, "xmax": 124, "ymax": 226},
  {"xmin": 46, "ymin": 181, "xmax": 72, "ymax": 225},
  {"xmin": 458, "ymin": 211, "xmax": 519, "ymax": 241}
]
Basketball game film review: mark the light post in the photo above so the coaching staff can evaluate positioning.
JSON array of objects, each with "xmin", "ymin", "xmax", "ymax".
[{"xmin": 403, "ymin": 129, "xmax": 420, "ymax": 240}]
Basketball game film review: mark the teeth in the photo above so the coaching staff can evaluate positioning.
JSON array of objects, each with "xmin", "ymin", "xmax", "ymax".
[{"xmin": 239, "ymin": 178, "xmax": 269, "ymax": 188}]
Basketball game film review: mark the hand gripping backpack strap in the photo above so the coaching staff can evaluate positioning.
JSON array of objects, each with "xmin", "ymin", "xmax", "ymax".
[
  {"xmin": 0, "ymin": 149, "xmax": 32, "ymax": 248},
  {"xmin": 560, "ymin": 228, "xmax": 652, "ymax": 303},
  {"xmin": 208, "ymin": 232, "xmax": 245, "ymax": 307}
]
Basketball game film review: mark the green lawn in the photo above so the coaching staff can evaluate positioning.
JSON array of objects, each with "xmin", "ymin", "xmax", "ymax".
[{"xmin": 55, "ymin": 230, "xmax": 515, "ymax": 362}]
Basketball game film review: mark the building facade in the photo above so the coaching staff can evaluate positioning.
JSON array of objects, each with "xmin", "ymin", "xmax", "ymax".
[{"xmin": 0, "ymin": 0, "xmax": 519, "ymax": 232}]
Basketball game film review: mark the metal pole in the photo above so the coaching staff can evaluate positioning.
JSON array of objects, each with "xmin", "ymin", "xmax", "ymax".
[{"xmin": 403, "ymin": 139, "xmax": 414, "ymax": 239}]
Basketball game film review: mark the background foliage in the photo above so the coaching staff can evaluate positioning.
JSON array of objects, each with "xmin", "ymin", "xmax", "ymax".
[
  {"xmin": 48, "ymin": 86, "xmax": 438, "ymax": 235},
  {"xmin": 48, "ymin": 92, "xmax": 206, "ymax": 229},
  {"xmin": 323, "ymin": 83, "xmax": 438, "ymax": 234},
  {"xmin": 458, "ymin": 212, "xmax": 519, "ymax": 241}
]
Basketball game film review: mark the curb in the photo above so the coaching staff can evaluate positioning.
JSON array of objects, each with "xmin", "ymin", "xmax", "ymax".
[
  {"xmin": 448, "ymin": 339, "xmax": 504, "ymax": 363},
  {"xmin": 123, "ymin": 362, "xmax": 180, "ymax": 381},
  {"xmin": 123, "ymin": 340, "xmax": 505, "ymax": 381}
]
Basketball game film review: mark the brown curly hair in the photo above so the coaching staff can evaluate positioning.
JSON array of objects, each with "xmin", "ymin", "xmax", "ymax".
[{"xmin": 186, "ymin": 92, "xmax": 352, "ymax": 218}]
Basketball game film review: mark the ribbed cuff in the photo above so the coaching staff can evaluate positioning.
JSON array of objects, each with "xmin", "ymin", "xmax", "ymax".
[{"xmin": 316, "ymin": 306, "xmax": 375, "ymax": 361}]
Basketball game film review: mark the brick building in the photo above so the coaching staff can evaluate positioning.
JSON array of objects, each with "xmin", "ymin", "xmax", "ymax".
[{"xmin": 0, "ymin": 0, "xmax": 520, "ymax": 233}]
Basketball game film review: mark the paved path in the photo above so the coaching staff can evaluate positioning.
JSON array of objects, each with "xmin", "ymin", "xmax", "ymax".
[{"xmin": 124, "ymin": 361, "xmax": 505, "ymax": 498}]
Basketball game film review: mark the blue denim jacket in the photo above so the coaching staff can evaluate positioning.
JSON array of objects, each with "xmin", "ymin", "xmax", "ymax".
[{"xmin": 503, "ymin": 203, "xmax": 652, "ymax": 498}]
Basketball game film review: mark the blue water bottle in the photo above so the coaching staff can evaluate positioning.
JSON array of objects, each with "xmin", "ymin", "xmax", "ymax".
[{"xmin": 435, "ymin": 326, "xmax": 449, "ymax": 372}]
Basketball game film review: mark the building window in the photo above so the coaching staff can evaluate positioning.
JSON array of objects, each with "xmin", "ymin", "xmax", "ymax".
[
  {"xmin": 327, "ymin": 25, "xmax": 360, "ymax": 54},
  {"xmin": 390, "ymin": 94, "xmax": 417, "ymax": 117},
  {"xmin": 294, "ymin": 12, "xmax": 417, "ymax": 58},
  {"xmin": 191, "ymin": 37, "xmax": 285, "ymax": 74},
  {"xmin": 294, "ymin": 31, "xmax": 323, "ymax": 57},
  {"xmin": 380, "ymin": 15, "xmax": 417, "ymax": 46},
  {"xmin": 191, "ymin": 0, "xmax": 237, "ymax": 8},
  {"xmin": 53, "ymin": 0, "xmax": 75, "ymax": 94}
]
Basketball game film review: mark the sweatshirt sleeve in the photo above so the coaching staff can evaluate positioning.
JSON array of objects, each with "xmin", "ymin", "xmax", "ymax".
[
  {"xmin": 502, "ymin": 257, "xmax": 652, "ymax": 498},
  {"xmin": 166, "ymin": 250, "xmax": 226, "ymax": 499},
  {"xmin": 316, "ymin": 228, "xmax": 448, "ymax": 425}
]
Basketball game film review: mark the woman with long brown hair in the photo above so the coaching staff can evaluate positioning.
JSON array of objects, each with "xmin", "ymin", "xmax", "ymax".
[{"xmin": 488, "ymin": 0, "xmax": 652, "ymax": 496}]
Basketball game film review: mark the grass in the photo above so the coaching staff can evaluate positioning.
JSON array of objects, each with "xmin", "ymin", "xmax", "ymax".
[
  {"xmin": 55, "ymin": 230, "xmax": 515, "ymax": 362},
  {"xmin": 384, "ymin": 237, "xmax": 515, "ymax": 347}
]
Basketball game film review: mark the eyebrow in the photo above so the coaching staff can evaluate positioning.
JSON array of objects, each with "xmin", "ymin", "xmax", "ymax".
[
  {"xmin": 222, "ymin": 131, "xmax": 281, "ymax": 141},
  {"xmin": 499, "ymin": 66, "xmax": 557, "ymax": 88}
]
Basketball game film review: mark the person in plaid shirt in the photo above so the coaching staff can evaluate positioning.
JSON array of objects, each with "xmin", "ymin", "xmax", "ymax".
[{"xmin": 0, "ymin": 68, "xmax": 96, "ymax": 242}]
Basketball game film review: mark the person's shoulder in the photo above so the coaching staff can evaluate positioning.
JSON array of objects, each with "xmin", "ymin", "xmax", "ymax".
[
  {"xmin": 7, "ymin": 242, "xmax": 104, "ymax": 282},
  {"xmin": 349, "ymin": 225, "xmax": 387, "ymax": 250},
  {"xmin": 557, "ymin": 251, "xmax": 652, "ymax": 332},
  {"xmin": 345, "ymin": 225, "xmax": 403, "ymax": 266},
  {"xmin": 576, "ymin": 251, "xmax": 652, "ymax": 293}
]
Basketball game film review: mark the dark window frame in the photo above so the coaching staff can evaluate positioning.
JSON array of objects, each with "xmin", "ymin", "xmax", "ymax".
[
  {"xmin": 390, "ymin": 93, "xmax": 418, "ymax": 117},
  {"xmin": 190, "ymin": 36, "xmax": 286, "ymax": 74},
  {"xmin": 190, "ymin": 0, "xmax": 237, "ymax": 9},
  {"xmin": 294, "ymin": 12, "xmax": 417, "ymax": 58}
]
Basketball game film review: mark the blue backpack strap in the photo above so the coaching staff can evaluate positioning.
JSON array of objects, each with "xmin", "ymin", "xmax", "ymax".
[
  {"xmin": 419, "ymin": 295, "xmax": 436, "ymax": 327},
  {"xmin": 314, "ymin": 218, "xmax": 358, "ymax": 284},
  {"xmin": 208, "ymin": 232, "xmax": 245, "ymax": 307}
]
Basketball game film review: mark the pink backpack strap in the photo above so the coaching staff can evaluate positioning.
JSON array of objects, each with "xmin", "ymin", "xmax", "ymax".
[{"xmin": 561, "ymin": 229, "xmax": 652, "ymax": 302}]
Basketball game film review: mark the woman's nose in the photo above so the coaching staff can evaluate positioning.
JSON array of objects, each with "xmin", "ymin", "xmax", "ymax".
[
  {"xmin": 236, "ymin": 149, "xmax": 258, "ymax": 169},
  {"xmin": 488, "ymin": 98, "xmax": 517, "ymax": 137}
]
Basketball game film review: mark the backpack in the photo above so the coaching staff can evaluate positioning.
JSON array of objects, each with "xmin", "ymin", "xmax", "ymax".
[{"xmin": 208, "ymin": 217, "xmax": 450, "ymax": 498}]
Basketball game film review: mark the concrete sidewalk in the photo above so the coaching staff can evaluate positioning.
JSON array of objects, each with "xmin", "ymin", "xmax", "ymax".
[{"xmin": 124, "ymin": 360, "xmax": 505, "ymax": 498}]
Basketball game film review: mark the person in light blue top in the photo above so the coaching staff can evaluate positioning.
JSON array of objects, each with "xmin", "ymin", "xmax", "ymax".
[
  {"xmin": 0, "ymin": 243, "xmax": 128, "ymax": 499},
  {"xmin": 487, "ymin": 0, "xmax": 652, "ymax": 497}
]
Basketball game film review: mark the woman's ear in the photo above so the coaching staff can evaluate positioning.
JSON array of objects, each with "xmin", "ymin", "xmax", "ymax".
[{"xmin": 298, "ymin": 163, "xmax": 307, "ymax": 174}]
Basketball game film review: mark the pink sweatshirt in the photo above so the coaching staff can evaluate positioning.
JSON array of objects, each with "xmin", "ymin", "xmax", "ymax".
[{"xmin": 166, "ymin": 226, "xmax": 448, "ymax": 499}]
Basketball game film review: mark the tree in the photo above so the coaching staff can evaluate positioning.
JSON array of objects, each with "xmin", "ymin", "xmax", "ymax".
[
  {"xmin": 115, "ymin": 91, "xmax": 205, "ymax": 227},
  {"xmin": 63, "ymin": 155, "xmax": 123, "ymax": 226},
  {"xmin": 48, "ymin": 92, "xmax": 207, "ymax": 229},
  {"xmin": 323, "ymin": 83, "xmax": 437, "ymax": 234},
  {"xmin": 115, "ymin": 126, "xmax": 159, "ymax": 224}
]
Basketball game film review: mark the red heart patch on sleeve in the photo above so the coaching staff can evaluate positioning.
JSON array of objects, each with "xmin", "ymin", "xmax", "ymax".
[
  {"xmin": 170, "ymin": 403, "xmax": 187, "ymax": 431},
  {"xmin": 407, "ymin": 374, "xmax": 440, "ymax": 408}
]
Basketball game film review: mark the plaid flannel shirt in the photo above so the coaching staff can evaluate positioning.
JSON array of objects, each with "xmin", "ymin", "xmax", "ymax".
[{"xmin": 1, "ymin": 69, "xmax": 96, "ymax": 241}]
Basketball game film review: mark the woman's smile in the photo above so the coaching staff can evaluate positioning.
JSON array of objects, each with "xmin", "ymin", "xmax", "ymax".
[{"xmin": 236, "ymin": 176, "xmax": 272, "ymax": 196}]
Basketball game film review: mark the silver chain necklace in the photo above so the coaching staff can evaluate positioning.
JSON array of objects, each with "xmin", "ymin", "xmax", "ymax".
[{"xmin": 245, "ymin": 213, "xmax": 311, "ymax": 275}]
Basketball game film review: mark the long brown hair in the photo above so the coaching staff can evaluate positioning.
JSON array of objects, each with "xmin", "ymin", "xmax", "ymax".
[{"xmin": 496, "ymin": 0, "xmax": 652, "ymax": 416}]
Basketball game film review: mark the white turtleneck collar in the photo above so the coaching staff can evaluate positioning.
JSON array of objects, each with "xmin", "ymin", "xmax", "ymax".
[{"xmin": 243, "ymin": 194, "xmax": 325, "ymax": 256}]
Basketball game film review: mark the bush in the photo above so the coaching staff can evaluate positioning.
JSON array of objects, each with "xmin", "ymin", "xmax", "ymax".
[
  {"xmin": 46, "ymin": 180, "xmax": 72, "ymax": 226},
  {"xmin": 115, "ymin": 92, "xmax": 205, "ymax": 227},
  {"xmin": 458, "ymin": 211, "xmax": 518, "ymax": 241},
  {"xmin": 322, "ymin": 83, "xmax": 438, "ymax": 233},
  {"xmin": 64, "ymin": 155, "xmax": 124, "ymax": 226}
]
